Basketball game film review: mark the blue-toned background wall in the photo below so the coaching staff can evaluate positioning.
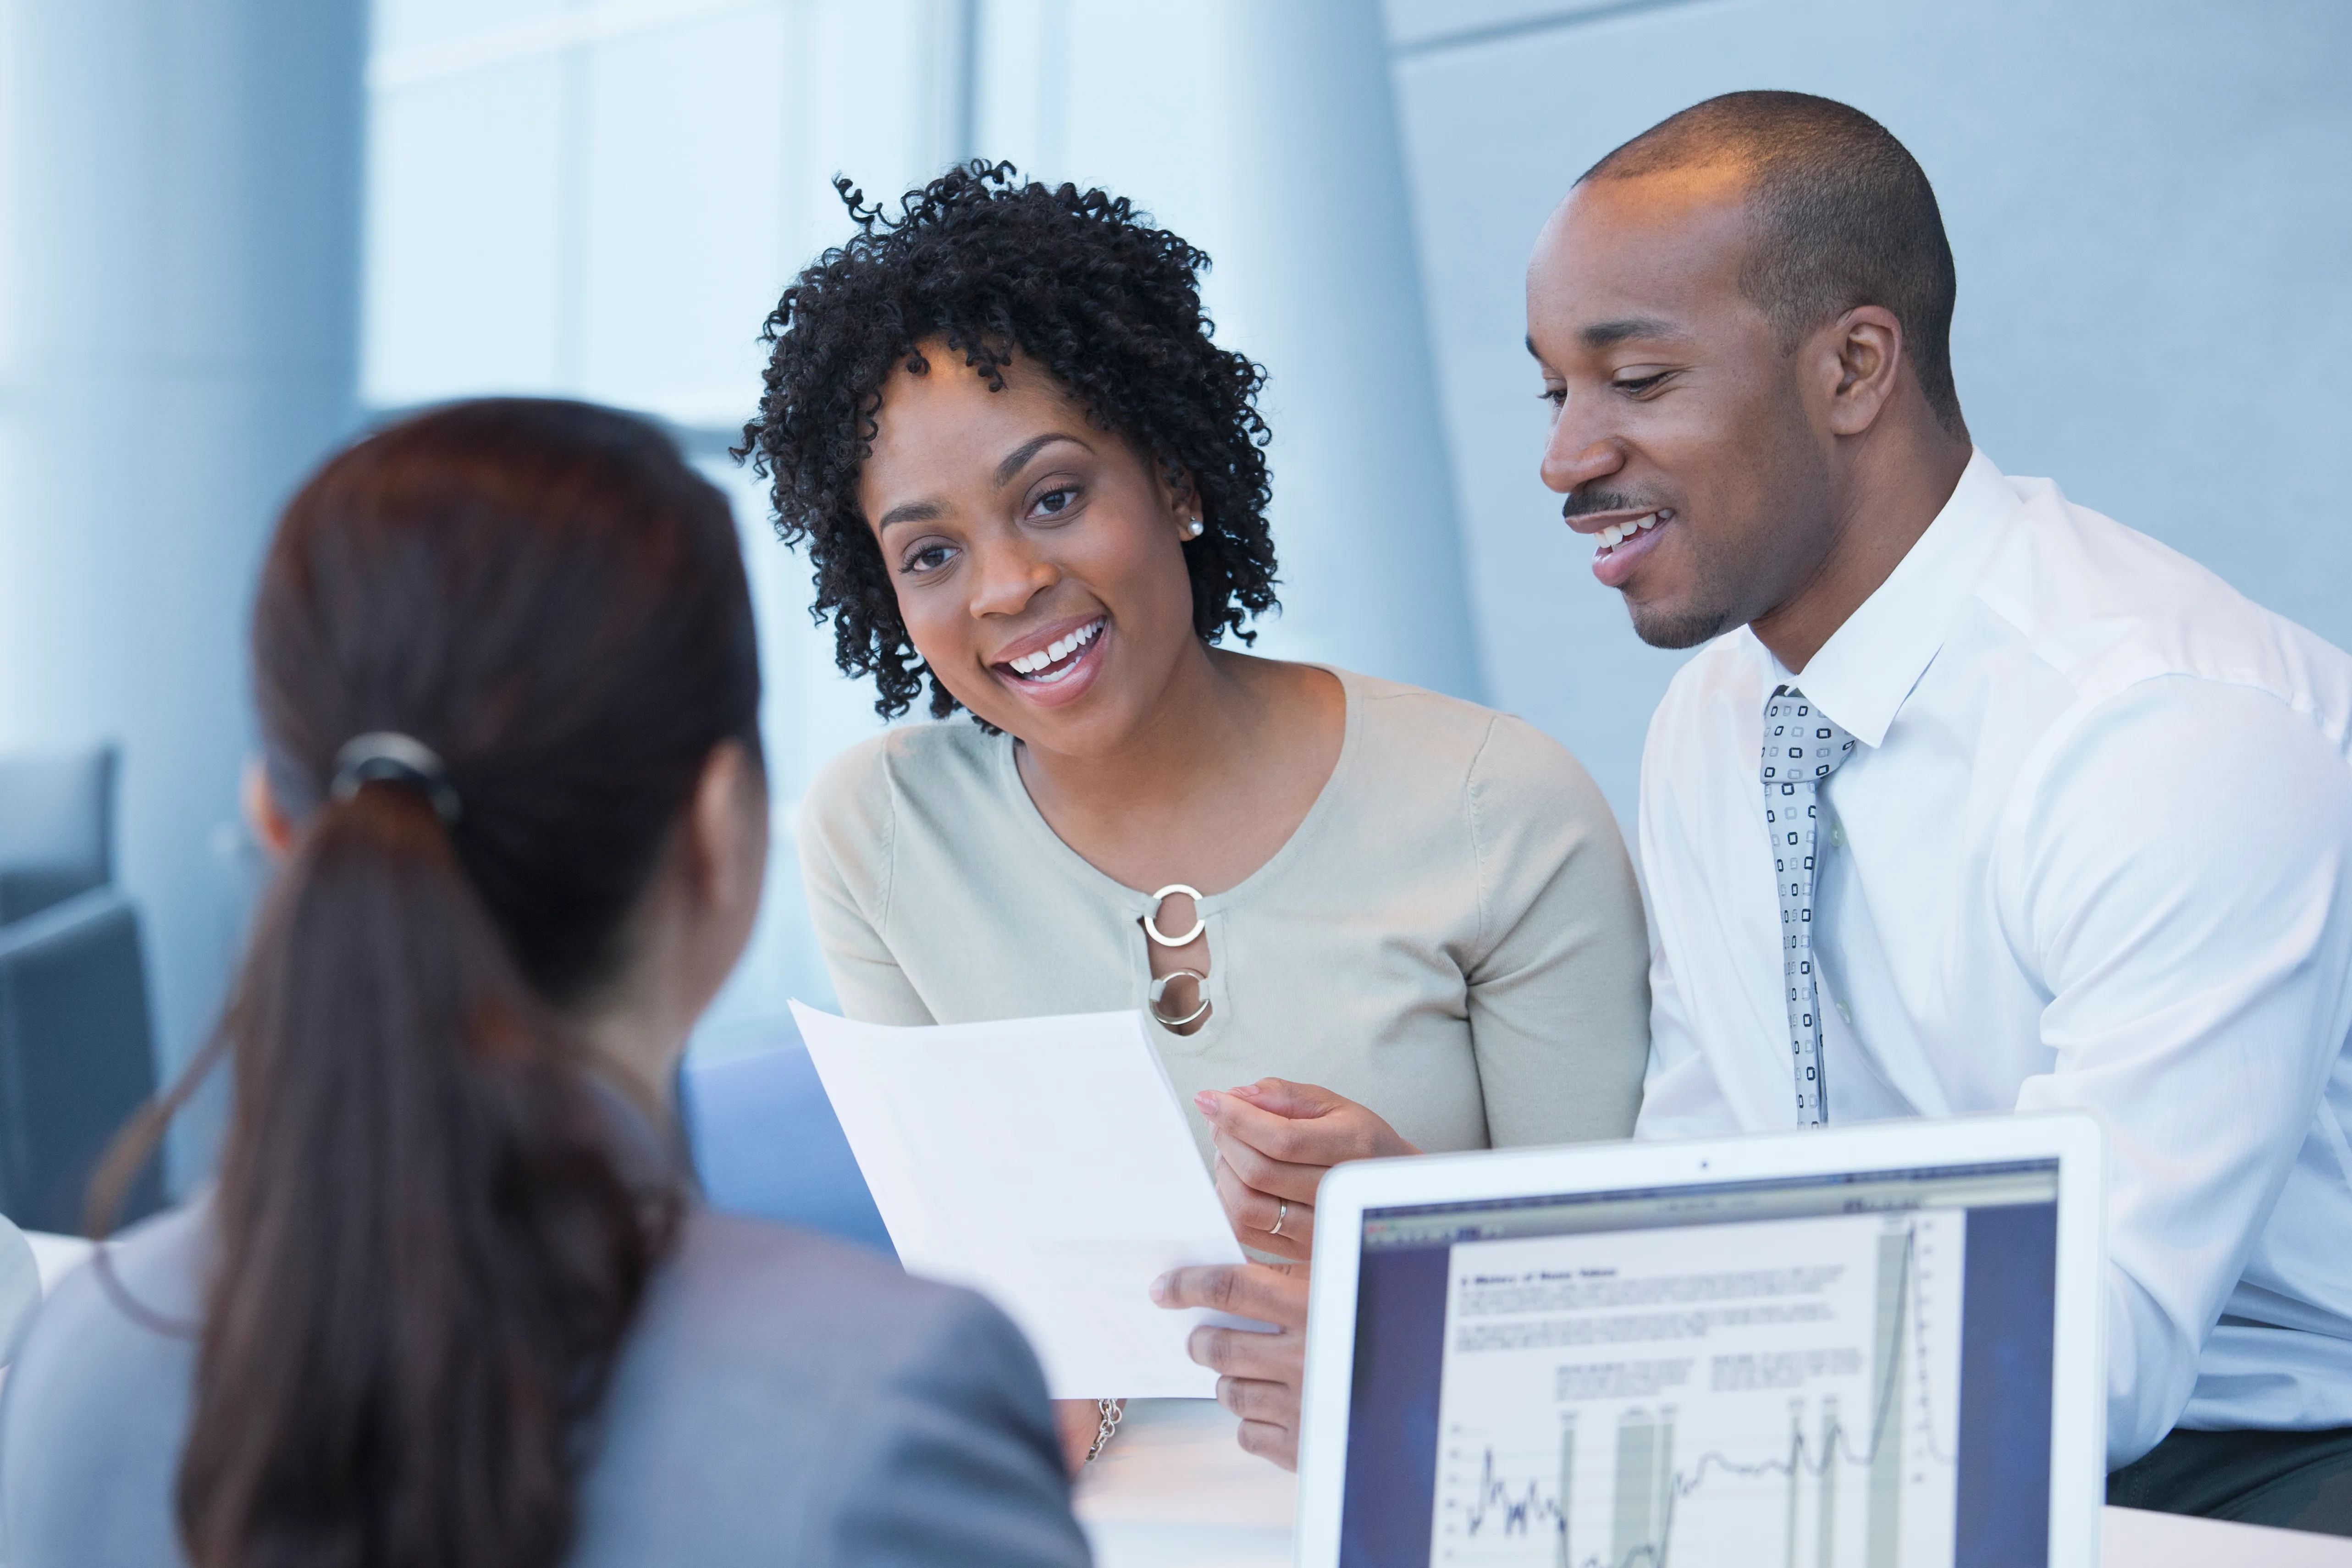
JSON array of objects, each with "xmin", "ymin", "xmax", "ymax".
[
  {"xmin": 1386, "ymin": 0, "xmax": 2352, "ymax": 822},
  {"xmin": 2, "ymin": 0, "xmax": 2346, "ymax": 1194}
]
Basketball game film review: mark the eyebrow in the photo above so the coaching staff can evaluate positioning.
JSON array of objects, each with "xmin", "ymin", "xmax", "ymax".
[
  {"xmin": 1579, "ymin": 315, "xmax": 1684, "ymax": 350},
  {"xmin": 875, "ymin": 431, "xmax": 1092, "ymax": 533},
  {"xmin": 876, "ymin": 497, "xmax": 945, "ymax": 530},
  {"xmin": 1524, "ymin": 316, "xmax": 1688, "ymax": 365},
  {"xmin": 993, "ymin": 431, "xmax": 1086, "ymax": 489}
]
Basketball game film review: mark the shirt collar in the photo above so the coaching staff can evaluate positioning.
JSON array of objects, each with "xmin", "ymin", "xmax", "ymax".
[{"xmin": 1756, "ymin": 448, "xmax": 2017, "ymax": 747}]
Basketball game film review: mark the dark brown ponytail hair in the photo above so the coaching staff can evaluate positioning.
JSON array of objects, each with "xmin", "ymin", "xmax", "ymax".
[{"xmin": 98, "ymin": 399, "xmax": 761, "ymax": 1568}]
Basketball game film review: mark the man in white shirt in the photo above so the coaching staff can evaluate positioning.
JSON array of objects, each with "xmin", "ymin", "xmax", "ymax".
[{"xmin": 1528, "ymin": 89, "xmax": 2352, "ymax": 1535}]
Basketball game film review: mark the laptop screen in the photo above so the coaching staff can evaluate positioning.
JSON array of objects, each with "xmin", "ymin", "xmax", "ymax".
[{"xmin": 1337, "ymin": 1159, "xmax": 2061, "ymax": 1568}]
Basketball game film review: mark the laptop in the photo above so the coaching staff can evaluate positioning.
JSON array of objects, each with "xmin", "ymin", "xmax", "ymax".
[{"xmin": 1295, "ymin": 1114, "xmax": 2105, "ymax": 1568}]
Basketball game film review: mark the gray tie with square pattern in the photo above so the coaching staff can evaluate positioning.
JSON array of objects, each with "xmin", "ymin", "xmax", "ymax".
[{"xmin": 1761, "ymin": 685, "xmax": 1857, "ymax": 1126}]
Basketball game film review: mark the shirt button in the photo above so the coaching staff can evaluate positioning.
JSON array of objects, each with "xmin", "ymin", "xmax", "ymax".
[
  {"xmin": 1836, "ymin": 1001, "xmax": 1852, "ymax": 1025},
  {"xmin": 1830, "ymin": 822, "xmax": 1845, "ymax": 848}
]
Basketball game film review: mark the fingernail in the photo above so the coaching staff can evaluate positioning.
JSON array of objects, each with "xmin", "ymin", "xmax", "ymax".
[
  {"xmin": 1148, "ymin": 1273, "xmax": 1170, "ymax": 1302},
  {"xmin": 1195, "ymin": 1091, "xmax": 1219, "ymax": 1114},
  {"xmin": 1229, "ymin": 1082, "xmax": 1262, "ymax": 1098}
]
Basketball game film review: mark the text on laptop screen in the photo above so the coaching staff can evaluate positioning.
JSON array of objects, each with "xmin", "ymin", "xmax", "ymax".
[{"xmin": 1337, "ymin": 1160, "xmax": 2061, "ymax": 1568}]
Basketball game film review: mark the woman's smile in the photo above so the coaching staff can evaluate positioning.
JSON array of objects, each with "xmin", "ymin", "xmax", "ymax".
[{"xmin": 991, "ymin": 613, "xmax": 1111, "ymax": 708}]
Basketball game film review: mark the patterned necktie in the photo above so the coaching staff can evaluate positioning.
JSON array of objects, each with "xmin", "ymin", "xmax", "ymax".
[{"xmin": 1761, "ymin": 686, "xmax": 1857, "ymax": 1126}]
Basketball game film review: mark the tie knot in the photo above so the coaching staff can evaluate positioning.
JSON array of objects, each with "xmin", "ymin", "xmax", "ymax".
[{"xmin": 1760, "ymin": 685, "xmax": 1857, "ymax": 784}]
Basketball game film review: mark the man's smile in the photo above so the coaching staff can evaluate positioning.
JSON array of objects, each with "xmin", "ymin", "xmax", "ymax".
[{"xmin": 1567, "ymin": 505, "xmax": 1676, "ymax": 588}]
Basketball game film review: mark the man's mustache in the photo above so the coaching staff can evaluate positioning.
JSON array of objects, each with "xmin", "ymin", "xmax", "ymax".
[{"xmin": 1561, "ymin": 490, "xmax": 1658, "ymax": 520}]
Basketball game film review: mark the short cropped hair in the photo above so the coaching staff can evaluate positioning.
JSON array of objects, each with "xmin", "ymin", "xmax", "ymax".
[
  {"xmin": 1581, "ymin": 91, "xmax": 1963, "ymax": 433},
  {"xmin": 738, "ymin": 162, "xmax": 1278, "ymax": 722}
]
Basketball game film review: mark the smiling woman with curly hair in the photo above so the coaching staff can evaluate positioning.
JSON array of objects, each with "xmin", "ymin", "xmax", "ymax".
[
  {"xmin": 743, "ymin": 163, "xmax": 1277, "ymax": 724},
  {"xmin": 742, "ymin": 161, "xmax": 1649, "ymax": 1474}
]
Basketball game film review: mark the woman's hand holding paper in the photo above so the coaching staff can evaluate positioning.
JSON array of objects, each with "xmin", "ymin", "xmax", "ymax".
[{"xmin": 1194, "ymin": 1079, "xmax": 1418, "ymax": 1262}]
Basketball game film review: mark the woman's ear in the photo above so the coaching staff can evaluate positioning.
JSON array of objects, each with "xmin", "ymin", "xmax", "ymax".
[
  {"xmin": 687, "ymin": 740, "xmax": 770, "ymax": 928},
  {"xmin": 242, "ymin": 756, "xmax": 296, "ymax": 858},
  {"xmin": 1159, "ymin": 461, "xmax": 1201, "ymax": 523},
  {"xmin": 1161, "ymin": 464, "xmax": 1207, "ymax": 539}
]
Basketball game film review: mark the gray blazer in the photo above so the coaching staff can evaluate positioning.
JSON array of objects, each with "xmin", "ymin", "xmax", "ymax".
[{"xmin": 0, "ymin": 1201, "xmax": 1093, "ymax": 1568}]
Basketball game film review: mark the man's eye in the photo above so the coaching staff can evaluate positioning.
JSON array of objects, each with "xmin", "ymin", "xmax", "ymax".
[{"xmin": 1614, "ymin": 372, "xmax": 1670, "ymax": 395}]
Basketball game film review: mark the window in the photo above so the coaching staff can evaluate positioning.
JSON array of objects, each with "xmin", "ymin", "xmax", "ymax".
[{"xmin": 365, "ymin": 0, "xmax": 979, "ymax": 1019}]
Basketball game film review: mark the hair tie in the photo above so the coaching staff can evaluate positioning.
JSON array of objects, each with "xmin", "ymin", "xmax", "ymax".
[{"xmin": 330, "ymin": 732, "xmax": 461, "ymax": 825}]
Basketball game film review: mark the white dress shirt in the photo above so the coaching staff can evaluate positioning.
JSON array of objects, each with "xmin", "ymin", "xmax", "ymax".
[{"xmin": 1635, "ymin": 450, "xmax": 2352, "ymax": 1467}]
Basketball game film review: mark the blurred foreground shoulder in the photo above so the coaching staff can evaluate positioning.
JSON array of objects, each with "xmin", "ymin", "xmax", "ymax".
[
  {"xmin": 822, "ymin": 1265, "xmax": 1093, "ymax": 1568},
  {"xmin": 592, "ymin": 1210, "xmax": 1090, "ymax": 1568},
  {"xmin": 0, "ymin": 1204, "xmax": 206, "ymax": 1568}
]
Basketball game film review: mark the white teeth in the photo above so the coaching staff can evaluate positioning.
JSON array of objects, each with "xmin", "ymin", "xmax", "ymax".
[
  {"xmin": 1594, "ymin": 513, "xmax": 1664, "ymax": 554},
  {"xmin": 1007, "ymin": 618, "xmax": 1103, "ymax": 679}
]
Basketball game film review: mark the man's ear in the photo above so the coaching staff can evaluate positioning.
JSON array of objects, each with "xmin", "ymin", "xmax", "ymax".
[
  {"xmin": 1817, "ymin": 304, "xmax": 1905, "ymax": 438},
  {"xmin": 242, "ymin": 756, "xmax": 296, "ymax": 858}
]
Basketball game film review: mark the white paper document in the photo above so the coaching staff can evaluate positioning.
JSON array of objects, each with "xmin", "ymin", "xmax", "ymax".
[{"xmin": 791, "ymin": 1002, "xmax": 1255, "ymax": 1398}]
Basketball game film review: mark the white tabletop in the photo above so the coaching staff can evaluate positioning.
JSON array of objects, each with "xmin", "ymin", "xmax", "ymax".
[
  {"xmin": 1075, "ymin": 1400, "xmax": 1295, "ymax": 1568},
  {"xmin": 1078, "ymin": 1399, "xmax": 2352, "ymax": 1568}
]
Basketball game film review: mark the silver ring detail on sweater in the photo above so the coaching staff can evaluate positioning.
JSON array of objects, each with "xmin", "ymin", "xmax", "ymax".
[
  {"xmin": 1143, "ymin": 884, "xmax": 1206, "ymax": 947},
  {"xmin": 1148, "ymin": 969, "xmax": 1210, "ymax": 1030}
]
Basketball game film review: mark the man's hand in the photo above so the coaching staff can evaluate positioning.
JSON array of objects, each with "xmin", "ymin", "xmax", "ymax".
[
  {"xmin": 1196, "ymin": 1079, "xmax": 1419, "ymax": 1262},
  {"xmin": 1150, "ymin": 1261, "xmax": 1309, "ymax": 1469}
]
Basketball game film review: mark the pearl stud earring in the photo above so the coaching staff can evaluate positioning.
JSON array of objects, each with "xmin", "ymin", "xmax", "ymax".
[{"xmin": 1182, "ymin": 516, "xmax": 1205, "ymax": 539}]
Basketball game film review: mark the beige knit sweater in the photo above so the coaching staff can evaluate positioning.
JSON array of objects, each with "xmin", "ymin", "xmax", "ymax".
[{"xmin": 795, "ymin": 668, "xmax": 1650, "ymax": 1165}]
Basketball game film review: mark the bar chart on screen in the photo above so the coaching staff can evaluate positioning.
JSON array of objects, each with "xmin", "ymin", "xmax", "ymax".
[{"xmin": 1430, "ymin": 1209, "xmax": 1964, "ymax": 1567}]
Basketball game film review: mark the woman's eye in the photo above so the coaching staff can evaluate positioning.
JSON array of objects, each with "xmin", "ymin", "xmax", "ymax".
[
  {"xmin": 1032, "ymin": 486, "xmax": 1080, "ymax": 519},
  {"xmin": 1540, "ymin": 386, "xmax": 1567, "ymax": 409},
  {"xmin": 904, "ymin": 543, "xmax": 956, "ymax": 575}
]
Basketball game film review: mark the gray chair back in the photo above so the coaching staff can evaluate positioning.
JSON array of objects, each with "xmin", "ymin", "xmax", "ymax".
[
  {"xmin": 0, "ymin": 747, "xmax": 116, "ymax": 926},
  {"xmin": 0, "ymin": 745, "xmax": 163, "ymax": 1231}
]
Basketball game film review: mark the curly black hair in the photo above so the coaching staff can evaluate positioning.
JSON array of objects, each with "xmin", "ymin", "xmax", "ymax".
[{"xmin": 737, "ymin": 160, "xmax": 1278, "ymax": 721}]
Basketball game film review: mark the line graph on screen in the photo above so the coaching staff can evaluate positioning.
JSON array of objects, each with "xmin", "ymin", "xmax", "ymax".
[{"xmin": 1432, "ymin": 1218, "xmax": 1958, "ymax": 1568}]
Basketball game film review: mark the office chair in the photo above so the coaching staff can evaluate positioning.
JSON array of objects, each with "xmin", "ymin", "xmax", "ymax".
[{"xmin": 0, "ymin": 746, "xmax": 165, "ymax": 1233}]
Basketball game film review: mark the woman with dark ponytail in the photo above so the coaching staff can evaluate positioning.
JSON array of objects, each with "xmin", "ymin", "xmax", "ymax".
[{"xmin": 0, "ymin": 399, "xmax": 1092, "ymax": 1568}]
